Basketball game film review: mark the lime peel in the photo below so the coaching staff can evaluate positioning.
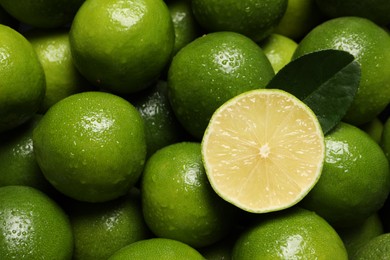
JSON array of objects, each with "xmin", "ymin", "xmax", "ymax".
[{"xmin": 201, "ymin": 89, "xmax": 325, "ymax": 213}]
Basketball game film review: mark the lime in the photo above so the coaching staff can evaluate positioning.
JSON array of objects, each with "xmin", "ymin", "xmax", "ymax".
[
  {"xmin": 359, "ymin": 117, "xmax": 384, "ymax": 144},
  {"xmin": 0, "ymin": 24, "xmax": 45, "ymax": 133},
  {"xmin": 108, "ymin": 238, "xmax": 205, "ymax": 260},
  {"xmin": 301, "ymin": 122, "xmax": 390, "ymax": 228},
  {"xmin": 274, "ymin": 0, "xmax": 324, "ymax": 40},
  {"xmin": 141, "ymin": 142, "xmax": 239, "ymax": 248},
  {"xmin": 33, "ymin": 91, "xmax": 146, "ymax": 202},
  {"xmin": 69, "ymin": 191, "xmax": 151, "ymax": 260},
  {"xmin": 168, "ymin": 31, "xmax": 275, "ymax": 139},
  {"xmin": 191, "ymin": 0, "xmax": 288, "ymax": 42},
  {"xmin": 315, "ymin": 0, "xmax": 390, "ymax": 25},
  {"xmin": 129, "ymin": 80, "xmax": 190, "ymax": 158},
  {"xmin": 0, "ymin": 5, "xmax": 18, "ymax": 28},
  {"xmin": 293, "ymin": 17, "xmax": 390, "ymax": 126},
  {"xmin": 0, "ymin": 186, "xmax": 73, "ymax": 259},
  {"xmin": 381, "ymin": 117, "xmax": 390, "ymax": 161},
  {"xmin": 201, "ymin": 89, "xmax": 324, "ymax": 213},
  {"xmin": 0, "ymin": 116, "xmax": 52, "ymax": 192},
  {"xmin": 354, "ymin": 233, "xmax": 390, "ymax": 259},
  {"xmin": 25, "ymin": 29, "xmax": 91, "ymax": 113},
  {"xmin": 259, "ymin": 33, "xmax": 298, "ymax": 73},
  {"xmin": 69, "ymin": 0, "xmax": 175, "ymax": 94},
  {"xmin": 167, "ymin": 0, "xmax": 202, "ymax": 55},
  {"xmin": 0, "ymin": 0, "xmax": 84, "ymax": 28},
  {"xmin": 337, "ymin": 213, "xmax": 384, "ymax": 259},
  {"xmin": 232, "ymin": 207, "xmax": 348, "ymax": 259}
]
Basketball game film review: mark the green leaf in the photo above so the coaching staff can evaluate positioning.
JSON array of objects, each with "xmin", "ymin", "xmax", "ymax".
[{"xmin": 266, "ymin": 49, "xmax": 361, "ymax": 135}]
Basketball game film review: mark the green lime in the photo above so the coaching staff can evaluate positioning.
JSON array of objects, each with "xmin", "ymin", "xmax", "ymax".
[
  {"xmin": 168, "ymin": 31, "xmax": 275, "ymax": 139},
  {"xmin": 69, "ymin": 0, "xmax": 175, "ymax": 94},
  {"xmin": 315, "ymin": 0, "xmax": 390, "ymax": 25},
  {"xmin": 359, "ymin": 117, "xmax": 384, "ymax": 144},
  {"xmin": 274, "ymin": 0, "xmax": 324, "ymax": 40},
  {"xmin": 301, "ymin": 122, "xmax": 390, "ymax": 228},
  {"xmin": 69, "ymin": 191, "xmax": 151, "ymax": 260},
  {"xmin": 381, "ymin": 117, "xmax": 390, "ymax": 161},
  {"xmin": 337, "ymin": 213, "xmax": 384, "ymax": 260},
  {"xmin": 293, "ymin": 17, "xmax": 390, "ymax": 126},
  {"xmin": 129, "ymin": 80, "xmax": 190, "ymax": 158},
  {"xmin": 0, "ymin": 0, "xmax": 84, "ymax": 28},
  {"xmin": 167, "ymin": 0, "xmax": 202, "ymax": 55},
  {"xmin": 191, "ymin": 0, "xmax": 288, "ymax": 42},
  {"xmin": 0, "ymin": 5, "xmax": 18, "ymax": 28},
  {"xmin": 354, "ymin": 233, "xmax": 390, "ymax": 259},
  {"xmin": 260, "ymin": 33, "xmax": 298, "ymax": 73},
  {"xmin": 25, "ymin": 29, "xmax": 91, "ymax": 113},
  {"xmin": 33, "ymin": 91, "xmax": 146, "ymax": 202},
  {"xmin": 0, "ymin": 24, "xmax": 45, "ymax": 134},
  {"xmin": 232, "ymin": 207, "xmax": 348, "ymax": 259},
  {"xmin": 0, "ymin": 116, "xmax": 52, "ymax": 193},
  {"xmin": 141, "ymin": 142, "xmax": 239, "ymax": 248},
  {"xmin": 108, "ymin": 238, "xmax": 205, "ymax": 260},
  {"xmin": 0, "ymin": 186, "xmax": 73, "ymax": 259}
]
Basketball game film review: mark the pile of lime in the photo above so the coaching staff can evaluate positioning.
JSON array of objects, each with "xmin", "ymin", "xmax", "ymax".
[{"xmin": 0, "ymin": 0, "xmax": 390, "ymax": 259}]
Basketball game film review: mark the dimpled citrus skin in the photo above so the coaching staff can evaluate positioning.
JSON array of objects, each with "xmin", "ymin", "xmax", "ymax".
[
  {"xmin": 25, "ymin": 29, "xmax": 90, "ymax": 113},
  {"xmin": 141, "ymin": 142, "xmax": 239, "ymax": 248},
  {"xmin": 354, "ymin": 233, "xmax": 390, "ymax": 259},
  {"xmin": 293, "ymin": 17, "xmax": 390, "ymax": 126},
  {"xmin": 69, "ymin": 192, "xmax": 151, "ymax": 260},
  {"xmin": 0, "ymin": 186, "xmax": 73, "ymax": 260},
  {"xmin": 69, "ymin": 0, "xmax": 175, "ymax": 94},
  {"xmin": 232, "ymin": 208, "xmax": 348, "ymax": 259},
  {"xmin": 0, "ymin": 0, "xmax": 84, "ymax": 28},
  {"xmin": 0, "ymin": 25, "xmax": 45, "ymax": 134},
  {"xmin": 33, "ymin": 91, "xmax": 146, "ymax": 202},
  {"xmin": 168, "ymin": 31, "xmax": 275, "ymax": 139},
  {"xmin": 191, "ymin": 0, "xmax": 288, "ymax": 42},
  {"xmin": 301, "ymin": 123, "xmax": 390, "ymax": 228},
  {"xmin": 108, "ymin": 238, "xmax": 205, "ymax": 260}
]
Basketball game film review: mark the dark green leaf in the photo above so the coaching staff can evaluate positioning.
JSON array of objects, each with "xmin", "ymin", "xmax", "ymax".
[{"xmin": 266, "ymin": 49, "xmax": 361, "ymax": 134}]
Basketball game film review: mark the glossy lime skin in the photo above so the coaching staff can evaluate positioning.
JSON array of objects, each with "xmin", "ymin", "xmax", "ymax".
[
  {"xmin": 0, "ymin": 116, "xmax": 52, "ymax": 192},
  {"xmin": 0, "ymin": 186, "xmax": 73, "ymax": 260},
  {"xmin": 168, "ymin": 31, "xmax": 275, "ymax": 139},
  {"xmin": 354, "ymin": 233, "xmax": 390, "ymax": 259},
  {"xmin": 33, "ymin": 91, "xmax": 146, "ymax": 202},
  {"xmin": 0, "ymin": 25, "xmax": 45, "ymax": 134},
  {"xmin": 108, "ymin": 238, "xmax": 205, "ymax": 260},
  {"xmin": 141, "ymin": 142, "xmax": 238, "ymax": 248},
  {"xmin": 293, "ymin": 17, "xmax": 390, "ymax": 125},
  {"xmin": 301, "ymin": 123, "xmax": 390, "ymax": 228},
  {"xmin": 232, "ymin": 208, "xmax": 348, "ymax": 259},
  {"xmin": 70, "ymin": 192, "xmax": 151, "ymax": 260},
  {"xmin": 26, "ymin": 29, "xmax": 90, "ymax": 113},
  {"xmin": 69, "ymin": 0, "xmax": 175, "ymax": 94},
  {"xmin": 191, "ymin": 0, "xmax": 288, "ymax": 42},
  {"xmin": 0, "ymin": 0, "xmax": 84, "ymax": 28}
]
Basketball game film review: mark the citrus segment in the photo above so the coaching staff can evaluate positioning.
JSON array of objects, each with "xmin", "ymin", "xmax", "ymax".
[{"xmin": 201, "ymin": 89, "xmax": 325, "ymax": 213}]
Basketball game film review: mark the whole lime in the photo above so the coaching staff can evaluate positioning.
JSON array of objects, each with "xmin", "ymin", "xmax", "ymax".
[
  {"xmin": 69, "ymin": 191, "xmax": 151, "ymax": 260},
  {"xmin": 0, "ymin": 24, "xmax": 45, "ymax": 133},
  {"xmin": 0, "ymin": 186, "xmax": 73, "ymax": 259},
  {"xmin": 301, "ymin": 123, "xmax": 390, "ymax": 228},
  {"xmin": 69, "ymin": 0, "xmax": 175, "ymax": 94},
  {"xmin": 293, "ymin": 17, "xmax": 390, "ymax": 125},
  {"xmin": 232, "ymin": 207, "xmax": 348, "ymax": 259},
  {"xmin": 168, "ymin": 31, "xmax": 274, "ymax": 139},
  {"xmin": 0, "ymin": 0, "xmax": 84, "ymax": 28},
  {"xmin": 354, "ymin": 233, "xmax": 390, "ymax": 259},
  {"xmin": 108, "ymin": 238, "xmax": 205, "ymax": 260},
  {"xmin": 191, "ymin": 0, "xmax": 288, "ymax": 42},
  {"xmin": 141, "ymin": 142, "xmax": 239, "ymax": 248},
  {"xmin": 25, "ymin": 29, "xmax": 91, "ymax": 113},
  {"xmin": 33, "ymin": 91, "xmax": 146, "ymax": 202}
]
